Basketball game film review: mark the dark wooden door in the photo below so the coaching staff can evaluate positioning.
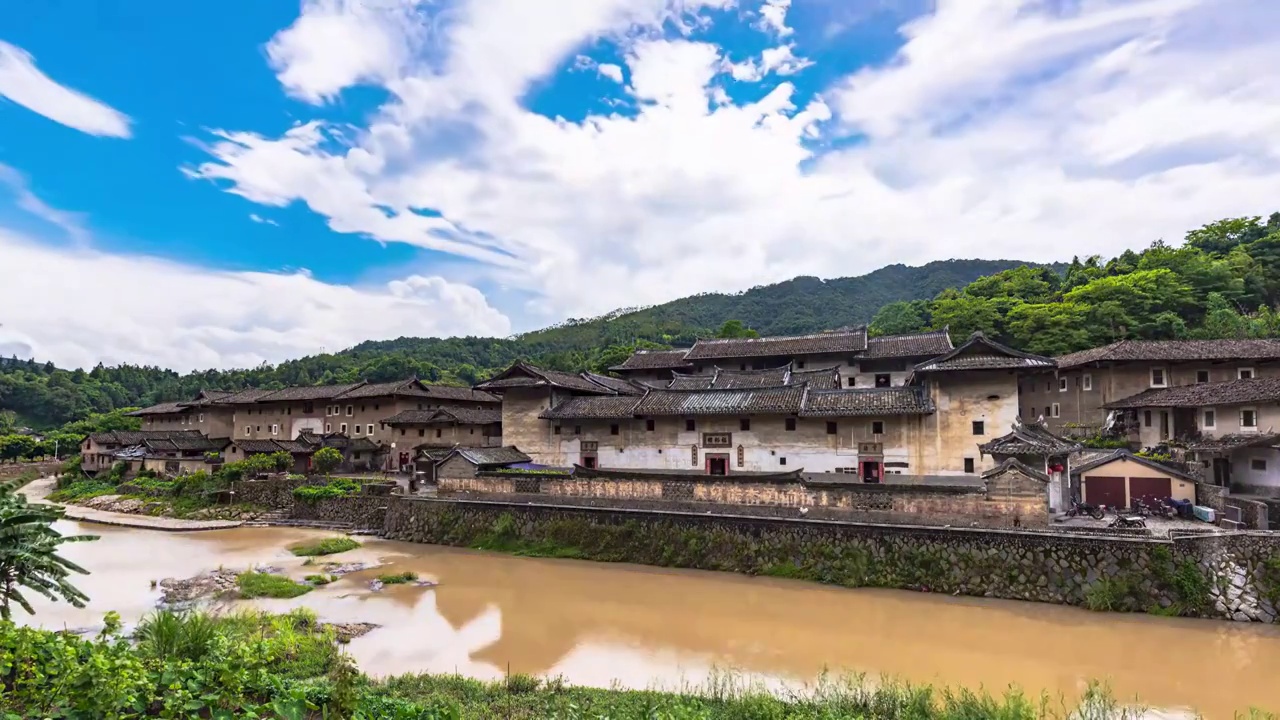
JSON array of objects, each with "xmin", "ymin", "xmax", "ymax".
[
  {"xmin": 1213, "ymin": 458, "xmax": 1231, "ymax": 486},
  {"xmin": 1084, "ymin": 476, "xmax": 1126, "ymax": 508},
  {"xmin": 707, "ymin": 456, "xmax": 728, "ymax": 476},
  {"xmin": 861, "ymin": 460, "xmax": 881, "ymax": 483},
  {"xmin": 1128, "ymin": 476, "xmax": 1172, "ymax": 507}
]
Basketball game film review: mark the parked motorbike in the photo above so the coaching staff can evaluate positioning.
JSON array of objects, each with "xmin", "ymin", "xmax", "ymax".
[
  {"xmin": 1129, "ymin": 499, "xmax": 1153, "ymax": 518},
  {"xmin": 1109, "ymin": 514, "xmax": 1147, "ymax": 529},
  {"xmin": 1149, "ymin": 498, "xmax": 1177, "ymax": 519},
  {"xmin": 1065, "ymin": 500, "xmax": 1105, "ymax": 520}
]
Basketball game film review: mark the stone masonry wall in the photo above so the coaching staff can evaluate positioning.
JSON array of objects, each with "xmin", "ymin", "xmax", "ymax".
[
  {"xmin": 291, "ymin": 495, "xmax": 389, "ymax": 530},
  {"xmin": 384, "ymin": 497, "xmax": 1280, "ymax": 623},
  {"xmin": 438, "ymin": 473, "xmax": 1039, "ymax": 528}
]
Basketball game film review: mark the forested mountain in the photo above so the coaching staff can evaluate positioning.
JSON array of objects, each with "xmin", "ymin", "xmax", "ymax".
[{"xmin": 3, "ymin": 211, "xmax": 1279, "ymax": 429}]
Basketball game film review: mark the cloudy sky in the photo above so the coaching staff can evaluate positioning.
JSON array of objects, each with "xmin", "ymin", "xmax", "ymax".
[{"xmin": 2, "ymin": 0, "xmax": 1278, "ymax": 371}]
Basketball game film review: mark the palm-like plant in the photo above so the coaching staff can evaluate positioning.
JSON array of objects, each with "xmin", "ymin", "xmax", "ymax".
[{"xmin": 0, "ymin": 479, "xmax": 98, "ymax": 620}]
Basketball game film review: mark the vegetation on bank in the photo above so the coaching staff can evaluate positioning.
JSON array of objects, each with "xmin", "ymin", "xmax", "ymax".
[
  {"xmin": 3, "ymin": 608, "xmax": 1223, "ymax": 720},
  {"xmin": 237, "ymin": 572, "xmax": 313, "ymax": 599},
  {"xmin": 290, "ymin": 537, "xmax": 361, "ymax": 557},
  {"xmin": 293, "ymin": 477, "xmax": 362, "ymax": 500},
  {"xmin": 377, "ymin": 571, "xmax": 419, "ymax": 585},
  {"xmin": 0, "ymin": 479, "xmax": 96, "ymax": 620}
]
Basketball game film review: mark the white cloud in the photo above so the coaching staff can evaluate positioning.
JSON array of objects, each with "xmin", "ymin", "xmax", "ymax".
[
  {"xmin": 757, "ymin": 0, "xmax": 793, "ymax": 36},
  {"xmin": 0, "ymin": 227, "xmax": 511, "ymax": 370},
  {"xmin": 186, "ymin": 0, "xmax": 1280, "ymax": 329},
  {"xmin": 248, "ymin": 213, "xmax": 280, "ymax": 226},
  {"xmin": 597, "ymin": 63, "xmax": 624, "ymax": 83},
  {"xmin": 0, "ymin": 41, "xmax": 131, "ymax": 137},
  {"xmin": 0, "ymin": 163, "xmax": 89, "ymax": 244}
]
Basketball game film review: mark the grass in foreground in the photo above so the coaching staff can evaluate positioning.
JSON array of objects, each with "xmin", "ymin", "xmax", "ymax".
[
  {"xmin": 3, "ymin": 609, "xmax": 1275, "ymax": 720},
  {"xmin": 290, "ymin": 536, "xmax": 361, "ymax": 557},
  {"xmin": 305, "ymin": 573, "xmax": 336, "ymax": 585},
  {"xmin": 237, "ymin": 571, "xmax": 313, "ymax": 599},
  {"xmin": 377, "ymin": 571, "xmax": 419, "ymax": 585}
]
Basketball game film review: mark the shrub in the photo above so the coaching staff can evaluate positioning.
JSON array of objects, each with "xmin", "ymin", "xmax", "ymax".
[
  {"xmin": 377, "ymin": 571, "xmax": 419, "ymax": 585},
  {"xmin": 293, "ymin": 478, "xmax": 361, "ymax": 500},
  {"xmin": 237, "ymin": 572, "xmax": 313, "ymax": 599},
  {"xmin": 290, "ymin": 537, "xmax": 361, "ymax": 557},
  {"xmin": 134, "ymin": 610, "xmax": 220, "ymax": 661},
  {"xmin": 305, "ymin": 574, "xmax": 336, "ymax": 585},
  {"xmin": 48, "ymin": 479, "xmax": 116, "ymax": 502},
  {"xmin": 313, "ymin": 447, "xmax": 343, "ymax": 475}
]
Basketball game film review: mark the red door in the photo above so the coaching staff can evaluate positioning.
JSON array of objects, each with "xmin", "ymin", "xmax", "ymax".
[
  {"xmin": 861, "ymin": 460, "xmax": 882, "ymax": 483},
  {"xmin": 1129, "ymin": 476, "xmax": 1173, "ymax": 507},
  {"xmin": 705, "ymin": 454, "xmax": 729, "ymax": 476},
  {"xmin": 1084, "ymin": 476, "xmax": 1126, "ymax": 508}
]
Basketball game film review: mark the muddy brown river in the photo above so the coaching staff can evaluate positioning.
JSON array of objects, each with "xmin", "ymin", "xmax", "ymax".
[{"xmin": 23, "ymin": 522, "xmax": 1280, "ymax": 717}]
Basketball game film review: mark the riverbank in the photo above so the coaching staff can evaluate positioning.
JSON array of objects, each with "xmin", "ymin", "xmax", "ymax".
[
  {"xmin": 19, "ymin": 477, "xmax": 244, "ymax": 530},
  {"xmin": 0, "ymin": 608, "xmax": 1196, "ymax": 719}
]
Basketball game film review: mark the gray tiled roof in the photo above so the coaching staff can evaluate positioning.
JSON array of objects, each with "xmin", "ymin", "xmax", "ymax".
[
  {"xmin": 335, "ymin": 379, "xmax": 498, "ymax": 403},
  {"xmin": 913, "ymin": 332, "xmax": 1055, "ymax": 373},
  {"xmin": 233, "ymin": 439, "xmax": 290, "ymax": 454},
  {"xmin": 431, "ymin": 407, "xmax": 502, "ymax": 425},
  {"xmin": 1057, "ymin": 339, "xmax": 1280, "ymax": 369},
  {"xmin": 863, "ymin": 329, "xmax": 953, "ymax": 359},
  {"xmin": 216, "ymin": 388, "xmax": 278, "ymax": 404},
  {"xmin": 453, "ymin": 446, "xmax": 532, "ymax": 466},
  {"xmin": 475, "ymin": 362, "xmax": 616, "ymax": 395},
  {"xmin": 1104, "ymin": 377, "xmax": 1280, "ymax": 409},
  {"xmin": 540, "ymin": 395, "xmax": 643, "ymax": 420},
  {"xmin": 257, "ymin": 383, "xmax": 367, "ymax": 402},
  {"xmin": 978, "ymin": 419, "xmax": 1081, "ymax": 456},
  {"xmin": 633, "ymin": 385, "xmax": 807, "ymax": 416},
  {"xmin": 1184, "ymin": 433, "xmax": 1280, "ymax": 452},
  {"xmin": 609, "ymin": 349, "xmax": 693, "ymax": 371},
  {"xmin": 799, "ymin": 387, "xmax": 934, "ymax": 416},
  {"xmin": 667, "ymin": 374, "xmax": 716, "ymax": 390},
  {"xmin": 1069, "ymin": 449, "xmax": 1200, "ymax": 482},
  {"xmin": 981, "ymin": 458, "xmax": 1049, "ymax": 483},
  {"xmin": 90, "ymin": 430, "xmax": 206, "ymax": 446},
  {"xmin": 788, "ymin": 366, "xmax": 841, "ymax": 390},
  {"xmin": 710, "ymin": 366, "xmax": 791, "ymax": 389},
  {"xmin": 582, "ymin": 372, "xmax": 644, "ymax": 396},
  {"xmin": 126, "ymin": 401, "xmax": 189, "ymax": 416},
  {"xmin": 684, "ymin": 328, "xmax": 868, "ymax": 361}
]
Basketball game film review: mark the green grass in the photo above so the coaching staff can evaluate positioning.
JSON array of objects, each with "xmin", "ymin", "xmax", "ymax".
[
  {"xmin": 48, "ymin": 479, "xmax": 117, "ymax": 501},
  {"xmin": 377, "ymin": 571, "xmax": 419, "ymax": 585},
  {"xmin": 237, "ymin": 572, "xmax": 313, "ymax": 599},
  {"xmin": 305, "ymin": 574, "xmax": 336, "ymax": 585},
  {"xmin": 289, "ymin": 536, "xmax": 361, "ymax": 557}
]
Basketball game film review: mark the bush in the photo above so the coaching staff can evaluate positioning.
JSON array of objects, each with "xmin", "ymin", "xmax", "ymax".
[
  {"xmin": 237, "ymin": 572, "xmax": 313, "ymax": 599},
  {"xmin": 293, "ymin": 478, "xmax": 362, "ymax": 500},
  {"xmin": 48, "ymin": 479, "xmax": 116, "ymax": 502},
  {"xmin": 377, "ymin": 571, "xmax": 419, "ymax": 585},
  {"xmin": 290, "ymin": 537, "xmax": 361, "ymax": 557},
  {"xmin": 305, "ymin": 574, "xmax": 336, "ymax": 585}
]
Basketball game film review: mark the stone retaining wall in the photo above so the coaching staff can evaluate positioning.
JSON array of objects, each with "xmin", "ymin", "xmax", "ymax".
[
  {"xmin": 442, "ymin": 473, "xmax": 1042, "ymax": 528},
  {"xmin": 384, "ymin": 497, "xmax": 1280, "ymax": 623},
  {"xmin": 291, "ymin": 495, "xmax": 389, "ymax": 530},
  {"xmin": 1225, "ymin": 496, "xmax": 1270, "ymax": 531}
]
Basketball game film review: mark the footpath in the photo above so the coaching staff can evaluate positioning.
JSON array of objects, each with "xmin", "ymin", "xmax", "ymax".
[{"xmin": 19, "ymin": 477, "xmax": 243, "ymax": 532}]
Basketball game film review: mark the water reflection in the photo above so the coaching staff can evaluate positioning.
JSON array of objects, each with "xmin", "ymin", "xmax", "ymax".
[{"xmin": 24, "ymin": 523, "xmax": 1280, "ymax": 718}]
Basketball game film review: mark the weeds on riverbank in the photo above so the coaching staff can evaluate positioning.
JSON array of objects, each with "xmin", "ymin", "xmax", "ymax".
[
  {"xmin": 290, "ymin": 536, "xmax": 361, "ymax": 556},
  {"xmin": 237, "ymin": 571, "xmax": 312, "ymax": 599},
  {"xmin": 376, "ymin": 571, "xmax": 419, "ymax": 584}
]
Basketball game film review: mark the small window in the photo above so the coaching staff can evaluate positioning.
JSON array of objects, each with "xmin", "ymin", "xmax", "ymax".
[
  {"xmin": 326, "ymin": 423, "xmax": 333, "ymax": 433},
  {"xmin": 779, "ymin": 457, "xmax": 787, "ymax": 466},
  {"xmin": 1051, "ymin": 403, "xmax": 1060, "ymax": 418},
  {"xmin": 1239, "ymin": 368, "xmax": 1255, "ymax": 380},
  {"xmin": 1143, "ymin": 410, "xmax": 1152, "ymax": 427},
  {"xmin": 554, "ymin": 425, "xmax": 562, "ymax": 435},
  {"xmin": 304, "ymin": 402, "xmax": 313, "ymax": 414},
  {"xmin": 198, "ymin": 414, "xmax": 204, "ymax": 422},
  {"xmin": 847, "ymin": 377, "xmax": 856, "ymax": 388},
  {"xmin": 1203, "ymin": 410, "xmax": 1216, "ymax": 428},
  {"xmin": 418, "ymin": 429, "xmax": 424, "ymax": 437},
  {"xmin": 287, "ymin": 407, "xmax": 292, "ymax": 415},
  {"xmin": 646, "ymin": 419, "xmax": 655, "ymax": 431},
  {"xmin": 1196, "ymin": 370, "xmax": 1210, "ymax": 384},
  {"xmin": 353, "ymin": 425, "xmax": 361, "ymax": 435},
  {"xmin": 244, "ymin": 426, "xmax": 251, "ymax": 437},
  {"xmin": 574, "ymin": 425, "xmax": 582, "ymax": 435},
  {"xmin": 1083, "ymin": 374, "xmax": 1093, "ymax": 391},
  {"xmin": 964, "ymin": 458, "xmax": 975, "ymax": 474},
  {"xmin": 1150, "ymin": 368, "xmax": 1167, "ymax": 388},
  {"xmin": 400, "ymin": 428, "xmax": 405, "ymax": 436},
  {"xmin": 361, "ymin": 405, "xmax": 366, "ymax": 412},
  {"xmin": 436, "ymin": 429, "xmax": 442, "ymax": 438},
  {"xmin": 1058, "ymin": 378, "xmax": 1067, "ymax": 392},
  {"xmin": 740, "ymin": 418, "xmax": 751, "ymax": 431},
  {"xmin": 785, "ymin": 418, "xmax": 796, "ymax": 431},
  {"xmin": 346, "ymin": 405, "xmax": 354, "ymax": 416},
  {"xmin": 685, "ymin": 419, "xmax": 695, "ymax": 432},
  {"xmin": 740, "ymin": 364, "xmax": 747, "ymax": 371},
  {"xmin": 340, "ymin": 423, "xmax": 347, "ymax": 433},
  {"xmin": 871, "ymin": 420, "xmax": 884, "ymax": 435},
  {"xmin": 1241, "ymin": 409, "xmax": 1258, "ymax": 429},
  {"xmin": 271, "ymin": 424, "xmax": 279, "ymax": 435},
  {"xmin": 367, "ymin": 424, "xmax": 374, "ymax": 435},
  {"xmin": 875, "ymin": 374, "xmax": 891, "ymax": 388},
  {"xmin": 610, "ymin": 424, "xmax": 620, "ymax": 435},
  {"xmin": 256, "ymin": 425, "xmax": 261, "ymax": 432},
  {"xmin": 1251, "ymin": 458, "xmax": 1267, "ymax": 472},
  {"xmin": 826, "ymin": 421, "xmax": 837, "ymax": 435},
  {"xmin": 796, "ymin": 361, "xmax": 805, "ymax": 369},
  {"xmin": 374, "ymin": 404, "xmax": 379, "ymax": 410},
  {"xmin": 972, "ymin": 420, "xmax": 985, "ymax": 435}
]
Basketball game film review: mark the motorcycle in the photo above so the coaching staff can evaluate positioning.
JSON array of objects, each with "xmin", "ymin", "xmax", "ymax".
[
  {"xmin": 1109, "ymin": 514, "xmax": 1147, "ymax": 529},
  {"xmin": 1065, "ymin": 500, "xmax": 1105, "ymax": 520}
]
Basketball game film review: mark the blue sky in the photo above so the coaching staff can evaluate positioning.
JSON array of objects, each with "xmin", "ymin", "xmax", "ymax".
[{"xmin": 2, "ymin": 0, "xmax": 1278, "ymax": 371}]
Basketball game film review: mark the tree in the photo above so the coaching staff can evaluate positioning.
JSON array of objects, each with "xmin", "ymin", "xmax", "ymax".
[
  {"xmin": 0, "ymin": 480, "xmax": 98, "ymax": 620},
  {"xmin": 1185, "ymin": 216, "xmax": 1268, "ymax": 256},
  {"xmin": 929, "ymin": 292, "xmax": 1005, "ymax": 340},
  {"xmin": 714, "ymin": 320, "xmax": 759, "ymax": 339},
  {"xmin": 312, "ymin": 447, "xmax": 342, "ymax": 476},
  {"xmin": 0, "ymin": 435, "xmax": 37, "ymax": 462},
  {"xmin": 868, "ymin": 301, "xmax": 929, "ymax": 336},
  {"xmin": 270, "ymin": 451, "xmax": 294, "ymax": 472}
]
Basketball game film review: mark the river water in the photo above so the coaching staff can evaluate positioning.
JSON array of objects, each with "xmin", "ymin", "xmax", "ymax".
[{"xmin": 24, "ymin": 521, "xmax": 1280, "ymax": 718}]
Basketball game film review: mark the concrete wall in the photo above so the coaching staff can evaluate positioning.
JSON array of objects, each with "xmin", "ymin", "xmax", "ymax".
[
  {"xmin": 389, "ymin": 423, "xmax": 500, "ymax": 449},
  {"xmin": 139, "ymin": 409, "xmax": 234, "ymax": 439},
  {"xmin": 1229, "ymin": 447, "xmax": 1280, "ymax": 493},
  {"xmin": 384, "ymin": 497, "xmax": 1280, "ymax": 623},
  {"xmin": 501, "ymin": 387, "xmax": 559, "ymax": 460},
  {"xmin": 437, "ymin": 472, "xmax": 1042, "ymax": 528},
  {"xmin": 923, "ymin": 371, "xmax": 1018, "ymax": 476}
]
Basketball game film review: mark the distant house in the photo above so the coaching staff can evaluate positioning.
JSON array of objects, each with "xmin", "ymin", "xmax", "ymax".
[
  {"xmin": 228, "ymin": 431, "xmax": 386, "ymax": 474},
  {"xmin": 381, "ymin": 407, "xmax": 503, "ymax": 472},
  {"xmin": 81, "ymin": 430, "xmax": 218, "ymax": 475},
  {"xmin": 435, "ymin": 446, "xmax": 533, "ymax": 480}
]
